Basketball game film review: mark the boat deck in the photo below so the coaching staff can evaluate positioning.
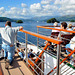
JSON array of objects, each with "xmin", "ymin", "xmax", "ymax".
[{"xmin": 0, "ymin": 54, "xmax": 34, "ymax": 75}]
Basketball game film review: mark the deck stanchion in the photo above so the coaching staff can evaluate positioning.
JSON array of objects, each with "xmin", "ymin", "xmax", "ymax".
[
  {"xmin": 41, "ymin": 53, "xmax": 44, "ymax": 75},
  {"xmin": 37, "ymin": 27, "xmax": 39, "ymax": 52},
  {"xmin": 15, "ymin": 34, "xmax": 17, "ymax": 52},
  {"xmin": 25, "ymin": 33, "xmax": 28, "ymax": 65},
  {"xmin": 57, "ymin": 44, "xmax": 61, "ymax": 75}
]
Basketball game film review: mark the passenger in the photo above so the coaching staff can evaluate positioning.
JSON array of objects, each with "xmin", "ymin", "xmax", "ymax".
[
  {"xmin": 66, "ymin": 36, "xmax": 75, "ymax": 66},
  {"xmin": 18, "ymin": 48, "xmax": 25, "ymax": 60},
  {"xmin": 67, "ymin": 24, "xmax": 73, "ymax": 34},
  {"xmin": 67, "ymin": 24, "xmax": 73, "ymax": 31},
  {"xmin": 17, "ymin": 48, "xmax": 28, "ymax": 62},
  {"xmin": 44, "ymin": 23, "xmax": 59, "ymax": 44},
  {"xmin": 73, "ymin": 27, "xmax": 75, "ymax": 31},
  {"xmin": 57, "ymin": 22, "xmax": 68, "ymax": 40},
  {"xmin": 0, "ymin": 21, "xmax": 23, "ymax": 69},
  {"xmin": 36, "ymin": 51, "xmax": 40, "ymax": 56},
  {"xmin": 16, "ymin": 40, "xmax": 21, "ymax": 48},
  {"xmin": 52, "ymin": 22, "xmax": 60, "ymax": 32},
  {"xmin": 28, "ymin": 49, "xmax": 35, "ymax": 58},
  {"xmin": 47, "ymin": 22, "xmax": 68, "ymax": 50},
  {"xmin": 45, "ymin": 22, "xmax": 60, "ymax": 44}
]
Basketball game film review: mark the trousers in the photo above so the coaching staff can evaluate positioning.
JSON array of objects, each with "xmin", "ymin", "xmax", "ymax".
[
  {"xmin": 2, "ymin": 44, "xmax": 15, "ymax": 63},
  {"xmin": 66, "ymin": 44, "xmax": 73, "ymax": 59}
]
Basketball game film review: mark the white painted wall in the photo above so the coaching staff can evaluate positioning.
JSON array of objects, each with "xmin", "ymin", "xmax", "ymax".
[{"xmin": 44, "ymin": 53, "xmax": 57, "ymax": 75}]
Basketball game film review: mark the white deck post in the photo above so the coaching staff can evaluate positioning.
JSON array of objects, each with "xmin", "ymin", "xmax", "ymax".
[
  {"xmin": 37, "ymin": 27, "xmax": 39, "ymax": 52},
  {"xmin": 57, "ymin": 44, "xmax": 61, "ymax": 75},
  {"xmin": 25, "ymin": 33, "xmax": 28, "ymax": 65}
]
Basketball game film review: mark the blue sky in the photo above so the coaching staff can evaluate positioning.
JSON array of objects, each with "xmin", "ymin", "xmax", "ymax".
[
  {"xmin": 0, "ymin": 0, "xmax": 40, "ymax": 8},
  {"xmin": 0, "ymin": 0, "xmax": 75, "ymax": 19}
]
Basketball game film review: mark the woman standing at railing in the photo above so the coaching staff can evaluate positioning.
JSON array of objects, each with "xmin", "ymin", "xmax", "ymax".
[{"xmin": 0, "ymin": 21, "xmax": 23, "ymax": 69}]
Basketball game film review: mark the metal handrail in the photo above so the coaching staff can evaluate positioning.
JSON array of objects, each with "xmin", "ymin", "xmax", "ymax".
[
  {"xmin": 27, "ymin": 62, "xmax": 39, "ymax": 75},
  {"xmin": 20, "ymin": 29, "xmax": 75, "ymax": 75},
  {"xmin": 28, "ymin": 58, "xmax": 45, "ymax": 74},
  {"xmin": 19, "ymin": 29, "xmax": 62, "ymax": 75},
  {"xmin": 1, "ymin": 28, "xmax": 74, "ymax": 75},
  {"xmin": 20, "ymin": 29, "xmax": 62, "ymax": 44},
  {"xmin": 37, "ymin": 26, "xmax": 75, "ymax": 33},
  {"xmin": 17, "ymin": 35, "xmax": 56, "ymax": 74},
  {"xmin": 47, "ymin": 49, "xmax": 75, "ymax": 75}
]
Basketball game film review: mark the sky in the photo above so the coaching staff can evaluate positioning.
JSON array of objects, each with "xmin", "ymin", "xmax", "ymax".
[{"xmin": 0, "ymin": 0, "xmax": 75, "ymax": 19}]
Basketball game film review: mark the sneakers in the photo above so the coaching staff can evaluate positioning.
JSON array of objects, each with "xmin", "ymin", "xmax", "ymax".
[{"xmin": 5, "ymin": 59, "xmax": 9, "ymax": 69}]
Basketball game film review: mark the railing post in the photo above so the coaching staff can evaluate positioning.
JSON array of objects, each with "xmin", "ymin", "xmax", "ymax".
[
  {"xmin": 37, "ymin": 27, "xmax": 39, "ymax": 51},
  {"xmin": 15, "ymin": 34, "xmax": 17, "ymax": 52},
  {"xmin": 57, "ymin": 44, "xmax": 61, "ymax": 75},
  {"xmin": 41, "ymin": 54, "xmax": 44, "ymax": 75},
  {"xmin": 25, "ymin": 33, "xmax": 28, "ymax": 65},
  {"xmin": 1, "ymin": 49, "xmax": 4, "ymax": 57}
]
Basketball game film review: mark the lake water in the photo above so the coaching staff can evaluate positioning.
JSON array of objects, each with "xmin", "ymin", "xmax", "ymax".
[
  {"xmin": 0, "ymin": 21, "xmax": 52, "ymax": 49},
  {"xmin": 0, "ymin": 21, "xmax": 75, "ymax": 50}
]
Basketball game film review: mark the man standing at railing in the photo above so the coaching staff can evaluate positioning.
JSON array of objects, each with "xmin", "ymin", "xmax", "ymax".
[{"xmin": 0, "ymin": 21, "xmax": 23, "ymax": 69}]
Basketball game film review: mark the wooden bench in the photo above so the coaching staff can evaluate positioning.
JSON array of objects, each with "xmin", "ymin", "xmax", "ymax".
[
  {"xmin": 61, "ymin": 34, "xmax": 75, "ymax": 45},
  {"xmin": 51, "ymin": 32, "xmax": 59, "ymax": 38},
  {"xmin": 51, "ymin": 32, "xmax": 75, "ymax": 45}
]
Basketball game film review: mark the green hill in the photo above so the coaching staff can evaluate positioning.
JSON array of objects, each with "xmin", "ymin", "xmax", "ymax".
[
  {"xmin": 0, "ymin": 17, "xmax": 16, "ymax": 22},
  {"xmin": 16, "ymin": 20, "xmax": 23, "ymax": 23},
  {"xmin": 56, "ymin": 15, "xmax": 75, "ymax": 21},
  {"xmin": 47, "ymin": 18, "xmax": 59, "ymax": 23}
]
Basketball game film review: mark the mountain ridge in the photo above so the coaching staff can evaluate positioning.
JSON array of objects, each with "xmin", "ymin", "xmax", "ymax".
[
  {"xmin": 0, "ymin": 17, "xmax": 16, "ymax": 22},
  {"xmin": 0, "ymin": 15, "xmax": 75, "ymax": 22}
]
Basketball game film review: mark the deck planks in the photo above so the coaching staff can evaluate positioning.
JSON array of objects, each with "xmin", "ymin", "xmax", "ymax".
[{"xmin": 0, "ymin": 54, "xmax": 33, "ymax": 75}]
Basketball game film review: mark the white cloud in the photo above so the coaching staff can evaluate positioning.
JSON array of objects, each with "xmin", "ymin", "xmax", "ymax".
[
  {"xmin": 30, "ymin": 3, "xmax": 56, "ymax": 17},
  {"xmin": 21, "ymin": 8, "xmax": 30, "ymax": 16},
  {"xmin": 1, "ymin": 7, "xmax": 29, "ymax": 18},
  {"xmin": 55, "ymin": 0, "xmax": 75, "ymax": 5},
  {"xmin": 30, "ymin": 3, "xmax": 42, "ymax": 16},
  {"xmin": 41, "ymin": 0, "xmax": 55, "ymax": 4},
  {"xmin": 30, "ymin": 3, "xmax": 42, "ymax": 10},
  {"xmin": 0, "ymin": 7, "xmax": 5, "ymax": 14},
  {"xmin": 54, "ymin": 0, "xmax": 75, "ymax": 16},
  {"xmin": 0, "ymin": 1, "xmax": 75, "ymax": 18},
  {"xmin": 41, "ymin": 0, "xmax": 50, "ymax": 4},
  {"xmin": 21, "ymin": 3, "xmax": 27, "ymax": 8},
  {"xmin": 43, "ymin": 4, "xmax": 58, "ymax": 10}
]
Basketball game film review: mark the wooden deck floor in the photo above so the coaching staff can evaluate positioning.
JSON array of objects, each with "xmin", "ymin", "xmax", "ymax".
[{"xmin": 0, "ymin": 54, "xmax": 34, "ymax": 75}]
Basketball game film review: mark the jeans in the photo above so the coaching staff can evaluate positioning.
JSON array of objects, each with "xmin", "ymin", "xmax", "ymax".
[
  {"xmin": 18, "ymin": 52, "xmax": 24, "ymax": 59},
  {"xmin": 2, "ymin": 44, "xmax": 7, "ymax": 58},
  {"xmin": 66, "ymin": 44, "xmax": 72, "ymax": 59},
  {"xmin": 2, "ymin": 44, "xmax": 15, "ymax": 63}
]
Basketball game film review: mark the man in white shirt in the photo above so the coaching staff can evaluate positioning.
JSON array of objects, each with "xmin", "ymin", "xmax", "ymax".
[{"xmin": 0, "ymin": 21, "xmax": 23, "ymax": 69}]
